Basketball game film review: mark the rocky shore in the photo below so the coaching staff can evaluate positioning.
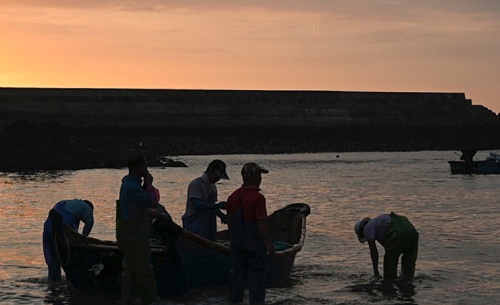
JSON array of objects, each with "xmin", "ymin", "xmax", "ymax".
[{"xmin": 1, "ymin": 120, "xmax": 499, "ymax": 172}]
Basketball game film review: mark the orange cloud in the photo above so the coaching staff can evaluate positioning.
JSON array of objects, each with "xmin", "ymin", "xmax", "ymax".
[{"xmin": 0, "ymin": 1, "xmax": 499, "ymax": 112}]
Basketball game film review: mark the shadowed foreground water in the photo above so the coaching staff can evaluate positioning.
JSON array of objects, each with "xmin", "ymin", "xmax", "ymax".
[{"xmin": 1, "ymin": 151, "xmax": 499, "ymax": 304}]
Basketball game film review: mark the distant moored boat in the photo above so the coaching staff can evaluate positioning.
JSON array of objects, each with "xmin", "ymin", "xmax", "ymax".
[{"xmin": 448, "ymin": 151, "xmax": 500, "ymax": 174}]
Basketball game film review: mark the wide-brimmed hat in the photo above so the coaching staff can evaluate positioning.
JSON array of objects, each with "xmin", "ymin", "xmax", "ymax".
[
  {"xmin": 354, "ymin": 217, "xmax": 371, "ymax": 243},
  {"xmin": 241, "ymin": 162, "xmax": 269, "ymax": 177},
  {"xmin": 207, "ymin": 159, "xmax": 229, "ymax": 180}
]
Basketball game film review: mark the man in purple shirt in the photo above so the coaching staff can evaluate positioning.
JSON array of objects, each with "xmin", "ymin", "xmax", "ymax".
[{"xmin": 354, "ymin": 212, "xmax": 419, "ymax": 280}]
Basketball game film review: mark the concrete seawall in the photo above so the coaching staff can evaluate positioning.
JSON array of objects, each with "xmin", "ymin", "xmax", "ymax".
[
  {"xmin": 1, "ymin": 87, "xmax": 495, "ymax": 132},
  {"xmin": 1, "ymin": 87, "xmax": 499, "ymax": 171}
]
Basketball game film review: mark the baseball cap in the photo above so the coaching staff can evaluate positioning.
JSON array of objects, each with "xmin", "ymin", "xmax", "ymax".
[
  {"xmin": 207, "ymin": 159, "xmax": 229, "ymax": 180},
  {"xmin": 241, "ymin": 162, "xmax": 269, "ymax": 177}
]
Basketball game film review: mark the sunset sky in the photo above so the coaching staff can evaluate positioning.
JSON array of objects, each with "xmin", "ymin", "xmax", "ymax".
[{"xmin": 1, "ymin": 1, "xmax": 499, "ymax": 112}]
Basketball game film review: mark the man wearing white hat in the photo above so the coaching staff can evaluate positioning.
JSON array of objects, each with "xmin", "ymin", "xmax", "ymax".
[{"xmin": 355, "ymin": 212, "xmax": 419, "ymax": 280}]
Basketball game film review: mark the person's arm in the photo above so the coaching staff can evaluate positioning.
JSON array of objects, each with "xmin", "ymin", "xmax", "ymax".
[
  {"xmin": 190, "ymin": 197, "xmax": 226, "ymax": 210},
  {"xmin": 124, "ymin": 176, "xmax": 156, "ymax": 210},
  {"xmin": 149, "ymin": 203, "xmax": 173, "ymax": 221},
  {"xmin": 149, "ymin": 207, "xmax": 172, "ymax": 221},
  {"xmin": 129, "ymin": 183, "xmax": 156, "ymax": 208},
  {"xmin": 367, "ymin": 240, "xmax": 380, "ymax": 277},
  {"xmin": 81, "ymin": 208, "xmax": 94, "ymax": 236},
  {"xmin": 254, "ymin": 194, "xmax": 273, "ymax": 255},
  {"xmin": 216, "ymin": 209, "xmax": 227, "ymax": 224},
  {"xmin": 257, "ymin": 218, "xmax": 275, "ymax": 256},
  {"xmin": 162, "ymin": 209, "xmax": 173, "ymax": 221}
]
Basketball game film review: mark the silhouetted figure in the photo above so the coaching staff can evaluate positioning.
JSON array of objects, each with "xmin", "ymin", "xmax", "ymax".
[
  {"xmin": 460, "ymin": 115, "xmax": 481, "ymax": 174},
  {"xmin": 43, "ymin": 199, "xmax": 94, "ymax": 283},
  {"xmin": 117, "ymin": 153, "xmax": 159, "ymax": 305},
  {"xmin": 226, "ymin": 163, "xmax": 275, "ymax": 304},
  {"xmin": 182, "ymin": 159, "xmax": 229, "ymax": 241},
  {"xmin": 460, "ymin": 148, "xmax": 477, "ymax": 174},
  {"xmin": 354, "ymin": 212, "xmax": 419, "ymax": 281}
]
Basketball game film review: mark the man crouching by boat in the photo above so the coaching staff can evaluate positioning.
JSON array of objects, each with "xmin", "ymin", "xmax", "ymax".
[
  {"xmin": 117, "ymin": 153, "xmax": 159, "ymax": 305},
  {"xmin": 354, "ymin": 212, "xmax": 419, "ymax": 281},
  {"xmin": 226, "ymin": 163, "xmax": 275, "ymax": 304},
  {"xmin": 42, "ymin": 199, "xmax": 94, "ymax": 283}
]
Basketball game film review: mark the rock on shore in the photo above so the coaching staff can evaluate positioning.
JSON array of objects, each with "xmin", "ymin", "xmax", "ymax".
[{"xmin": 0, "ymin": 121, "xmax": 188, "ymax": 172}]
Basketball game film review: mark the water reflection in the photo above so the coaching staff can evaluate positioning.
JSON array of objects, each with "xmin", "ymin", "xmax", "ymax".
[
  {"xmin": 1, "ymin": 152, "xmax": 499, "ymax": 305},
  {"xmin": 45, "ymin": 284, "xmax": 68, "ymax": 305},
  {"xmin": 1, "ymin": 171, "xmax": 72, "ymax": 182},
  {"xmin": 43, "ymin": 279, "xmax": 119, "ymax": 305},
  {"xmin": 346, "ymin": 277, "xmax": 417, "ymax": 304}
]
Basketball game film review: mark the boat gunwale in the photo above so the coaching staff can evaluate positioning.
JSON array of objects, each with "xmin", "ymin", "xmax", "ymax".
[{"xmin": 65, "ymin": 211, "xmax": 307, "ymax": 258}]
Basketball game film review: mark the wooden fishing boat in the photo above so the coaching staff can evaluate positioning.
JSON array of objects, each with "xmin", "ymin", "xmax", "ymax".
[{"xmin": 51, "ymin": 203, "xmax": 310, "ymax": 297}]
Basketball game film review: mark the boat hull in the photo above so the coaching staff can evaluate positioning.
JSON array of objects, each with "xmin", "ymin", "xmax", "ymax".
[
  {"xmin": 448, "ymin": 160, "xmax": 500, "ymax": 174},
  {"xmin": 53, "ymin": 203, "xmax": 310, "ymax": 297}
]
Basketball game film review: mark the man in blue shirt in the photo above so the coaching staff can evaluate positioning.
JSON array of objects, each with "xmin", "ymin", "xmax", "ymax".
[
  {"xmin": 117, "ymin": 153, "xmax": 159, "ymax": 305},
  {"xmin": 42, "ymin": 199, "xmax": 94, "ymax": 283}
]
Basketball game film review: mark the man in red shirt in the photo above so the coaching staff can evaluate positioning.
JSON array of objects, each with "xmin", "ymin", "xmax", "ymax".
[{"xmin": 226, "ymin": 162, "xmax": 274, "ymax": 304}]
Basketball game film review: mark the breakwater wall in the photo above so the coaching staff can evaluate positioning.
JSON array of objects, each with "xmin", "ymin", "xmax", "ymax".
[
  {"xmin": 1, "ymin": 87, "xmax": 500, "ymax": 171},
  {"xmin": 0, "ymin": 88, "xmax": 495, "ymax": 133}
]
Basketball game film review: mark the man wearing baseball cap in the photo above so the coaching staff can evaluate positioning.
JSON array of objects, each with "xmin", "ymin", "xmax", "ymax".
[
  {"xmin": 182, "ymin": 159, "xmax": 229, "ymax": 241},
  {"xmin": 226, "ymin": 162, "xmax": 274, "ymax": 304}
]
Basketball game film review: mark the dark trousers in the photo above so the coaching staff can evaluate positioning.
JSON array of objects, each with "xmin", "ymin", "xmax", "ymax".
[
  {"xmin": 42, "ymin": 220, "xmax": 61, "ymax": 282},
  {"xmin": 42, "ymin": 203, "xmax": 78, "ymax": 282},
  {"xmin": 383, "ymin": 215, "xmax": 419, "ymax": 279},
  {"xmin": 119, "ymin": 218, "xmax": 158, "ymax": 305},
  {"xmin": 228, "ymin": 246, "xmax": 267, "ymax": 304}
]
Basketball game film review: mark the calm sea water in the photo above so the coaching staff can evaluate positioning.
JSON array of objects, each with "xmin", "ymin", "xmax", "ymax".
[{"xmin": 0, "ymin": 151, "xmax": 499, "ymax": 305}]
